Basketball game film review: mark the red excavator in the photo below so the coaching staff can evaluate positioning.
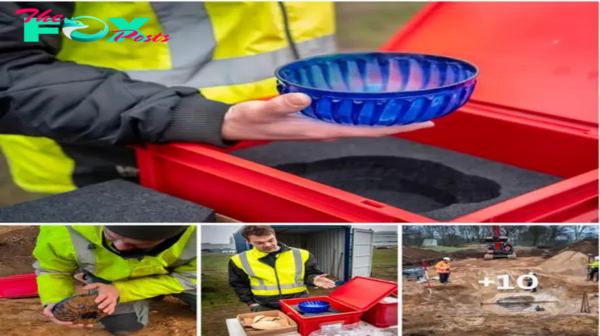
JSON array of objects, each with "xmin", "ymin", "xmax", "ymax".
[{"xmin": 484, "ymin": 226, "xmax": 517, "ymax": 260}]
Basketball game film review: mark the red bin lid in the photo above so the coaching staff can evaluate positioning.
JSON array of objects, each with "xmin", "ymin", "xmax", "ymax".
[
  {"xmin": 328, "ymin": 276, "xmax": 397, "ymax": 312},
  {"xmin": 381, "ymin": 2, "xmax": 599, "ymax": 127},
  {"xmin": 0, "ymin": 273, "xmax": 38, "ymax": 299}
]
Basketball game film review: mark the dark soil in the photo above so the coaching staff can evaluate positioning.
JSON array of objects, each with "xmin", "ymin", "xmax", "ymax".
[
  {"xmin": 550, "ymin": 238, "xmax": 599, "ymax": 255},
  {"xmin": 0, "ymin": 226, "xmax": 38, "ymax": 277}
]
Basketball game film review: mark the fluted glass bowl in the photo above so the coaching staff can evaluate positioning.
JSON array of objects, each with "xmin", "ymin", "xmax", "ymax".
[
  {"xmin": 275, "ymin": 52, "xmax": 479, "ymax": 126},
  {"xmin": 298, "ymin": 300, "xmax": 331, "ymax": 313}
]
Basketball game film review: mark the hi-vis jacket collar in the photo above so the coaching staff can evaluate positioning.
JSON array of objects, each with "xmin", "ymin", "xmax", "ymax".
[
  {"xmin": 251, "ymin": 243, "xmax": 292, "ymax": 259},
  {"xmin": 74, "ymin": 226, "xmax": 184, "ymax": 260}
]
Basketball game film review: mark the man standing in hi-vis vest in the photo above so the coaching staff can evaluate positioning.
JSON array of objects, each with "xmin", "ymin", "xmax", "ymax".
[
  {"xmin": 33, "ymin": 225, "xmax": 196, "ymax": 335},
  {"xmin": 229, "ymin": 225, "xmax": 336, "ymax": 311},
  {"xmin": 0, "ymin": 2, "xmax": 433, "ymax": 199}
]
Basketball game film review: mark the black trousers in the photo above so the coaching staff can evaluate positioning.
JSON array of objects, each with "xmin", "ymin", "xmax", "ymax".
[
  {"xmin": 83, "ymin": 271, "xmax": 196, "ymax": 335},
  {"xmin": 439, "ymin": 273, "xmax": 450, "ymax": 284},
  {"xmin": 590, "ymin": 267, "xmax": 598, "ymax": 281},
  {"xmin": 101, "ymin": 293, "xmax": 196, "ymax": 335}
]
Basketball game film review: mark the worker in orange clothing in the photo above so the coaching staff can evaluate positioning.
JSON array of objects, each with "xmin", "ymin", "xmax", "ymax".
[{"xmin": 436, "ymin": 257, "xmax": 452, "ymax": 284}]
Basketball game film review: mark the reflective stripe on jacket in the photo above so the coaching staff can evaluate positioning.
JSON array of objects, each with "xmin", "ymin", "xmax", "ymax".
[
  {"xmin": 231, "ymin": 246, "xmax": 310, "ymax": 297},
  {"xmin": 32, "ymin": 225, "xmax": 196, "ymax": 306},
  {"xmin": 0, "ymin": 1, "xmax": 336, "ymax": 194}
]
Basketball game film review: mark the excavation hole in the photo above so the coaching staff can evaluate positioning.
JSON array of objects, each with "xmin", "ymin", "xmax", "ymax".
[{"xmin": 495, "ymin": 295, "xmax": 536, "ymax": 312}]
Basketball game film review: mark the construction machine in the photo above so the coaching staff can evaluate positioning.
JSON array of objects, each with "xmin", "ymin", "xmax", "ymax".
[{"xmin": 484, "ymin": 226, "xmax": 517, "ymax": 260}]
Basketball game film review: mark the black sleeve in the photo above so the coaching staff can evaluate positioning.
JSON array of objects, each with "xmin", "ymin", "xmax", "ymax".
[
  {"xmin": 0, "ymin": 2, "xmax": 233, "ymax": 147},
  {"xmin": 304, "ymin": 252, "xmax": 325, "ymax": 285},
  {"xmin": 228, "ymin": 259, "xmax": 255, "ymax": 305}
]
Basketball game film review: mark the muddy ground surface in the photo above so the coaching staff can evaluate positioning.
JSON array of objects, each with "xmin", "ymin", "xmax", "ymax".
[
  {"xmin": 0, "ymin": 226, "xmax": 196, "ymax": 336},
  {"xmin": 403, "ymin": 254, "xmax": 599, "ymax": 336}
]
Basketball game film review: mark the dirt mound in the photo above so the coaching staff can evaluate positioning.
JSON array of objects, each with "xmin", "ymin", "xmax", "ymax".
[
  {"xmin": 446, "ymin": 249, "xmax": 482, "ymax": 259},
  {"xmin": 404, "ymin": 238, "xmax": 599, "ymax": 267},
  {"xmin": 551, "ymin": 238, "xmax": 599, "ymax": 255},
  {"xmin": 403, "ymin": 256, "xmax": 599, "ymax": 336},
  {"xmin": 403, "ymin": 247, "xmax": 444, "ymax": 264},
  {"xmin": 538, "ymin": 250, "xmax": 590, "ymax": 276},
  {"xmin": 515, "ymin": 248, "xmax": 549, "ymax": 258},
  {"xmin": 0, "ymin": 226, "xmax": 39, "ymax": 277},
  {"xmin": 0, "ymin": 226, "xmax": 39, "ymax": 256},
  {"xmin": 403, "ymin": 247, "xmax": 485, "ymax": 265}
]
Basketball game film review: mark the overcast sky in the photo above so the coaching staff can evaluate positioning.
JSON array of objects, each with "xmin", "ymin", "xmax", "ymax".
[{"xmin": 201, "ymin": 225, "xmax": 397, "ymax": 243}]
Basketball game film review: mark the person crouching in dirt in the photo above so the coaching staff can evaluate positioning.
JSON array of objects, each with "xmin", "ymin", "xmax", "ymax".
[
  {"xmin": 589, "ymin": 256, "xmax": 599, "ymax": 282},
  {"xmin": 228, "ymin": 225, "xmax": 336, "ymax": 312},
  {"xmin": 527, "ymin": 272, "xmax": 538, "ymax": 293},
  {"xmin": 33, "ymin": 226, "xmax": 197, "ymax": 335},
  {"xmin": 436, "ymin": 257, "xmax": 452, "ymax": 285}
]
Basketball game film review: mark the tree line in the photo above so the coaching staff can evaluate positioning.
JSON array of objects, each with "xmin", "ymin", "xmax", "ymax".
[{"xmin": 402, "ymin": 225, "xmax": 598, "ymax": 248}]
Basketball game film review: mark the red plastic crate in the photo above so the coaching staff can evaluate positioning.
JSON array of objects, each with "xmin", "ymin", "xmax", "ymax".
[
  {"xmin": 137, "ymin": 2, "xmax": 598, "ymax": 223},
  {"xmin": 361, "ymin": 292, "xmax": 398, "ymax": 328},
  {"xmin": 280, "ymin": 277, "xmax": 397, "ymax": 336},
  {"xmin": 0, "ymin": 274, "xmax": 38, "ymax": 299}
]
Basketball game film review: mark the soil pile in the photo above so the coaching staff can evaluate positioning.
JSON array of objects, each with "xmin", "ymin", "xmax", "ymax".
[
  {"xmin": 538, "ymin": 251, "xmax": 590, "ymax": 277},
  {"xmin": 550, "ymin": 238, "xmax": 599, "ymax": 255},
  {"xmin": 0, "ymin": 226, "xmax": 38, "ymax": 277},
  {"xmin": 445, "ymin": 249, "xmax": 482, "ymax": 260},
  {"xmin": 403, "ymin": 247, "xmax": 445, "ymax": 265},
  {"xmin": 403, "ymin": 256, "xmax": 599, "ymax": 336},
  {"xmin": 404, "ymin": 238, "xmax": 598, "ymax": 267},
  {"xmin": 403, "ymin": 247, "xmax": 485, "ymax": 265},
  {"xmin": 514, "ymin": 248, "xmax": 548, "ymax": 258}
]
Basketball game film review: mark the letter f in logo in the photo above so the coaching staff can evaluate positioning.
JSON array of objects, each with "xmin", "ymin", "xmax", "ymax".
[{"xmin": 23, "ymin": 18, "xmax": 60, "ymax": 42}]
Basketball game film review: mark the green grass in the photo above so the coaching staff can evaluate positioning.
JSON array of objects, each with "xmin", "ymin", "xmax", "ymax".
[
  {"xmin": 335, "ymin": 2, "xmax": 427, "ymax": 52},
  {"xmin": 372, "ymin": 248, "xmax": 399, "ymax": 267},
  {"xmin": 201, "ymin": 254, "xmax": 240, "ymax": 309}
]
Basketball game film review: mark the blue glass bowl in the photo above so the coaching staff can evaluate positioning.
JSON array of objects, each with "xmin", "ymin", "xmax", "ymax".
[
  {"xmin": 298, "ymin": 300, "xmax": 331, "ymax": 313},
  {"xmin": 275, "ymin": 52, "xmax": 479, "ymax": 126}
]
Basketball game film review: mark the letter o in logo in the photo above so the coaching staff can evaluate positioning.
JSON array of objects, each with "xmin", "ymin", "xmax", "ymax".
[{"xmin": 68, "ymin": 16, "xmax": 109, "ymax": 42}]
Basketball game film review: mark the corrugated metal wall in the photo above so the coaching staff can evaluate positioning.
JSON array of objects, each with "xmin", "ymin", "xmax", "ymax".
[{"xmin": 277, "ymin": 228, "xmax": 348, "ymax": 281}]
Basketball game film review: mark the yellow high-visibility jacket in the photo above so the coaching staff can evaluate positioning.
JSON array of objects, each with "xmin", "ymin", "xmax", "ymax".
[
  {"xmin": 229, "ymin": 243, "xmax": 325, "ymax": 307},
  {"xmin": 32, "ymin": 225, "xmax": 196, "ymax": 306},
  {"xmin": 0, "ymin": 2, "xmax": 336, "ymax": 194}
]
